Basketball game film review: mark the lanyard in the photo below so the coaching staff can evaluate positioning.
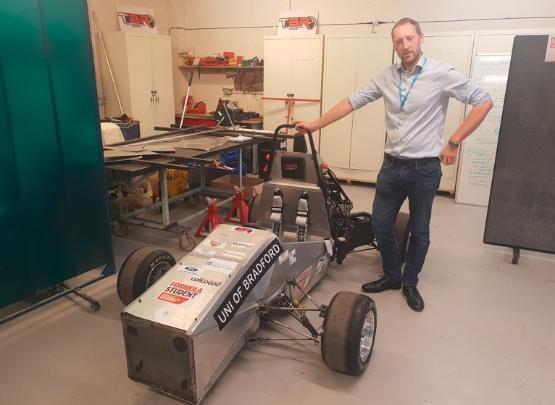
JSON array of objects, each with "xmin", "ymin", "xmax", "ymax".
[{"xmin": 398, "ymin": 57, "xmax": 427, "ymax": 111}]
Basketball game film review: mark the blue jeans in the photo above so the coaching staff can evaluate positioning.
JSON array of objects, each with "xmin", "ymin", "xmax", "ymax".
[{"xmin": 372, "ymin": 154, "xmax": 442, "ymax": 286}]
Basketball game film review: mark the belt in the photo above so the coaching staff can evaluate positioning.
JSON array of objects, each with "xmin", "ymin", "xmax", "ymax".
[{"xmin": 384, "ymin": 153, "xmax": 439, "ymax": 168}]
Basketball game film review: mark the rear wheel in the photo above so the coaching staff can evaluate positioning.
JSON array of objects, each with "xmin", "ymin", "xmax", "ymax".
[
  {"xmin": 117, "ymin": 247, "xmax": 176, "ymax": 305},
  {"xmin": 321, "ymin": 291, "xmax": 377, "ymax": 375},
  {"xmin": 394, "ymin": 212, "xmax": 410, "ymax": 263}
]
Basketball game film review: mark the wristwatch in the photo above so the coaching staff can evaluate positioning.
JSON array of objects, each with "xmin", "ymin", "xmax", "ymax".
[{"xmin": 448, "ymin": 140, "xmax": 460, "ymax": 150}]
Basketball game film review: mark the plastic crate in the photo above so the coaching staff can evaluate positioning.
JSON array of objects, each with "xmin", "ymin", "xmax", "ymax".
[{"xmin": 220, "ymin": 150, "xmax": 240, "ymax": 164}]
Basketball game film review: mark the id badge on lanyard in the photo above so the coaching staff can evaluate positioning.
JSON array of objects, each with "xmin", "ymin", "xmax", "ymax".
[{"xmin": 398, "ymin": 57, "xmax": 428, "ymax": 111}]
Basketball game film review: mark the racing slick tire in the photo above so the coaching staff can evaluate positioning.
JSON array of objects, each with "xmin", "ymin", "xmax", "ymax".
[
  {"xmin": 117, "ymin": 247, "xmax": 176, "ymax": 305},
  {"xmin": 394, "ymin": 212, "xmax": 410, "ymax": 263},
  {"xmin": 321, "ymin": 291, "xmax": 377, "ymax": 375}
]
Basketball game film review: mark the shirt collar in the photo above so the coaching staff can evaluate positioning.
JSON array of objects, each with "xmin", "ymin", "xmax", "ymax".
[{"xmin": 396, "ymin": 53, "xmax": 426, "ymax": 74}]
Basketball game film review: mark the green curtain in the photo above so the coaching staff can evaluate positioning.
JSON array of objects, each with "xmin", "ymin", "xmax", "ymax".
[{"xmin": 0, "ymin": 0, "xmax": 113, "ymax": 307}]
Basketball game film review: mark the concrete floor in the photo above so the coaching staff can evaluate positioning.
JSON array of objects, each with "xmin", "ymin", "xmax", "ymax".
[{"xmin": 1, "ymin": 185, "xmax": 555, "ymax": 405}]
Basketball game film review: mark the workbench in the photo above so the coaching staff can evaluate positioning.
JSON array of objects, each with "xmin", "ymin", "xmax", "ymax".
[{"xmin": 104, "ymin": 126, "xmax": 274, "ymax": 247}]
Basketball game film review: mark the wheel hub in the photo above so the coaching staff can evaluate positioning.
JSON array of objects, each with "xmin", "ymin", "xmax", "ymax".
[
  {"xmin": 146, "ymin": 261, "xmax": 172, "ymax": 288},
  {"xmin": 359, "ymin": 311, "xmax": 375, "ymax": 362}
]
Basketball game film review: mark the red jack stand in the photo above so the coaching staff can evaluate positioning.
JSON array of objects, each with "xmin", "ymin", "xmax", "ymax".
[
  {"xmin": 225, "ymin": 186, "xmax": 249, "ymax": 224},
  {"xmin": 195, "ymin": 197, "xmax": 223, "ymax": 237}
]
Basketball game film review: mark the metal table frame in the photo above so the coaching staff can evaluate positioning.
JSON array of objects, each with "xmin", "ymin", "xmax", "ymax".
[{"xmin": 105, "ymin": 126, "xmax": 277, "ymax": 236}]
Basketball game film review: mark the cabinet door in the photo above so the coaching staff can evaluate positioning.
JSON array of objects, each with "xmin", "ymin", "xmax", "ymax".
[
  {"xmin": 264, "ymin": 38, "xmax": 292, "ymax": 134},
  {"xmin": 289, "ymin": 37, "xmax": 323, "ymax": 148},
  {"xmin": 321, "ymin": 37, "xmax": 357, "ymax": 168},
  {"xmin": 126, "ymin": 34, "xmax": 154, "ymax": 136},
  {"xmin": 264, "ymin": 36, "xmax": 323, "ymax": 148},
  {"xmin": 150, "ymin": 36, "xmax": 175, "ymax": 129},
  {"xmin": 350, "ymin": 37, "xmax": 392, "ymax": 171},
  {"xmin": 416, "ymin": 34, "xmax": 474, "ymax": 191}
]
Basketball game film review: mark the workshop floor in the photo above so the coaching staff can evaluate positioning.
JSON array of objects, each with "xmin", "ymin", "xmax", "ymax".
[{"xmin": 1, "ymin": 185, "xmax": 555, "ymax": 405}]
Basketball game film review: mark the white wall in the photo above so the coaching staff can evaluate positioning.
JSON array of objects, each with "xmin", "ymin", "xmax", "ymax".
[
  {"xmin": 169, "ymin": 0, "xmax": 555, "ymax": 115},
  {"xmin": 86, "ymin": 0, "xmax": 181, "ymax": 118},
  {"xmin": 89, "ymin": 0, "xmax": 555, "ymax": 117}
]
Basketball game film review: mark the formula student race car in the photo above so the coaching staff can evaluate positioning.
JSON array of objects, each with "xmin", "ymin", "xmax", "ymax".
[{"xmin": 117, "ymin": 124, "xmax": 410, "ymax": 404}]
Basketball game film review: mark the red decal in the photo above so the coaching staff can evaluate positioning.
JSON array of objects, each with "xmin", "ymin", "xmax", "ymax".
[
  {"xmin": 157, "ymin": 292, "xmax": 188, "ymax": 304},
  {"xmin": 233, "ymin": 226, "xmax": 253, "ymax": 234},
  {"xmin": 157, "ymin": 282, "xmax": 203, "ymax": 304},
  {"xmin": 117, "ymin": 12, "xmax": 156, "ymax": 28},
  {"xmin": 295, "ymin": 267, "xmax": 312, "ymax": 290},
  {"xmin": 279, "ymin": 16, "xmax": 317, "ymax": 30}
]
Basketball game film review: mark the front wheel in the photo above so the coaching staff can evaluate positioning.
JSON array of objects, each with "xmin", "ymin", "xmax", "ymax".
[
  {"xmin": 321, "ymin": 291, "xmax": 377, "ymax": 375},
  {"xmin": 117, "ymin": 247, "xmax": 176, "ymax": 305}
]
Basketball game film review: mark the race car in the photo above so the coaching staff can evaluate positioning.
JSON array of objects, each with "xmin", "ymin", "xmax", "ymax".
[{"xmin": 117, "ymin": 124, "xmax": 409, "ymax": 404}]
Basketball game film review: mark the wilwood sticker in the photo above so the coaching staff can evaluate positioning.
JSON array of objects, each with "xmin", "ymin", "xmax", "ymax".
[{"xmin": 190, "ymin": 276, "xmax": 223, "ymax": 287}]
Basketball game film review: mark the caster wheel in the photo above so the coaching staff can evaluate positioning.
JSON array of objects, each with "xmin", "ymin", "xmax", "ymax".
[
  {"xmin": 112, "ymin": 221, "xmax": 128, "ymax": 237},
  {"xmin": 179, "ymin": 234, "xmax": 196, "ymax": 252},
  {"xmin": 185, "ymin": 194, "xmax": 200, "ymax": 207}
]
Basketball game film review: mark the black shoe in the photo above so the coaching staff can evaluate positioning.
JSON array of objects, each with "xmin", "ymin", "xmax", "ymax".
[
  {"xmin": 361, "ymin": 277, "xmax": 402, "ymax": 293},
  {"xmin": 402, "ymin": 285, "xmax": 424, "ymax": 312}
]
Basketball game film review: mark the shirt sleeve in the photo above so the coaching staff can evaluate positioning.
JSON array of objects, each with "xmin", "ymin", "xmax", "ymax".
[
  {"xmin": 442, "ymin": 67, "xmax": 492, "ymax": 106},
  {"xmin": 348, "ymin": 78, "xmax": 383, "ymax": 110}
]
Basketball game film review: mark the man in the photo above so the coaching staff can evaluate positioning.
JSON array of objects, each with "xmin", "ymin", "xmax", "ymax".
[{"xmin": 295, "ymin": 17, "xmax": 493, "ymax": 312}]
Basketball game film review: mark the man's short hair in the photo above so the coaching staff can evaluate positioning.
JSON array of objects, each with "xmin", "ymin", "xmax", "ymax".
[{"xmin": 391, "ymin": 17, "xmax": 422, "ymax": 38}]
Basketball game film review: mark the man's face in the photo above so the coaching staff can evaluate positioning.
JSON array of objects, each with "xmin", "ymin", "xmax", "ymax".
[{"xmin": 392, "ymin": 23, "xmax": 423, "ymax": 67}]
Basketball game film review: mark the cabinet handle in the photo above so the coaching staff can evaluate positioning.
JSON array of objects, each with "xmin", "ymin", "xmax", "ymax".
[{"xmin": 156, "ymin": 96, "xmax": 160, "ymax": 104}]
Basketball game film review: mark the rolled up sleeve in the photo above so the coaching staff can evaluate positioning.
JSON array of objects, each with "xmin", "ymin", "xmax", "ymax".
[
  {"xmin": 348, "ymin": 78, "xmax": 383, "ymax": 110},
  {"xmin": 442, "ymin": 67, "xmax": 492, "ymax": 106}
]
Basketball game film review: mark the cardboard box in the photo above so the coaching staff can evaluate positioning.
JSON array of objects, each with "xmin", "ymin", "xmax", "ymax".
[{"xmin": 210, "ymin": 175, "xmax": 264, "ymax": 199}]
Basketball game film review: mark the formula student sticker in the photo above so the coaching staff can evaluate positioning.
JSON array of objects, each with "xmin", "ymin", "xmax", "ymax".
[
  {"xmin": 213, "ymin": 238, "xmax": 284, "ymax": 330},
  {"xmin": 157, "ymin": 282, "xmax": 203, "ymax": 305}
]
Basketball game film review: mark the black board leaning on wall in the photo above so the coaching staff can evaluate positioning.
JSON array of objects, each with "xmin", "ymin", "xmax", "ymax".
[{"xmin": 484, "ymin": 35, "xmax": 555, "ymax": 255}]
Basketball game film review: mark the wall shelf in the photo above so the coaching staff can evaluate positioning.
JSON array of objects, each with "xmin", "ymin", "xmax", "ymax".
[
  {"xmin": 179, "ymin": 65, "xmax": 263, "ymax": 70},
  {"xmin": 179, "ymin": 65, "xmax": 264, "ymax": 92},
  {"xmin": 179, "ymin": 65, "xmax": 263, "ymax": 79}
]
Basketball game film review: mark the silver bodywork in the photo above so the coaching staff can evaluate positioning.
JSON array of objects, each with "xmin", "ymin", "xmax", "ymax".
[{"xmin": 121, "ymin": 146, "xmax": 333, "ymax": 404}]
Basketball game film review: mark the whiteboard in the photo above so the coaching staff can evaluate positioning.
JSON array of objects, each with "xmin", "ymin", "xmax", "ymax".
[{"xmin": 455, "ymin": 54, "xmax": 511, "ymax": 206}]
